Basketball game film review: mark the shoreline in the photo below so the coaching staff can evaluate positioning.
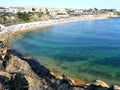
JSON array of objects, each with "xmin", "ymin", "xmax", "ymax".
[
  {"xmin": 0, "ymin": 16, "xmax": 120, "ymax": 89},
  {"xmin": 7, "ymin": 15, "xmax": 109, "ymax": 34},
  {"xmin": 0, "ymin": 15, "xmax": 111, "ymax": 45}
]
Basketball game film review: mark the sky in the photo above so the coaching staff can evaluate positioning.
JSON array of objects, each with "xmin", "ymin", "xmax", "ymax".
[{"xmin": 0, "ymin": 0, "xmax": 120, "ymax": 10}]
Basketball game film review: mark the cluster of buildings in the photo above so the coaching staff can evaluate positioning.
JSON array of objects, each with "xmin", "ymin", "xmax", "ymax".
[
  {"xmin": 0, "ymin": 6, "xmax": 33, "ymax": 14},
  {"xmin": 0, "ymin": 6, "xmax": 118, "ymax": 19},
  {"xmin": 0, "ymin": 6, "xmax": 69, "ymax": 18},
  {"xmin": 66, "ymin": 8, "xmax": 117, "ymax": 17}
]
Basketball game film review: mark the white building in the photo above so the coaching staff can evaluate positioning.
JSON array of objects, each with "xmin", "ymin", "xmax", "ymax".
[
  {"xmin": 47, "ymin": 8, "xmax": 69, "ymax": 18},
  {"xmin": 0, "ymin": 7, "xmax": 8, "ymax": 13},
  {"xmin": 8, "ymin": 7, "xmax": 18, "ymax": 14},
  {"xmin": 0, "ymin": 6, "xmax": 33, "ymax": 14}
]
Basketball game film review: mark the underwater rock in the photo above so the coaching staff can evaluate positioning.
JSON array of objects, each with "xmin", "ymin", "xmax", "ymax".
[
  {"xmin": 112, "ymin": 85, "xmax": 120, "ymax": 90},
  {"xmin": 68, "ymin": 77, "xmax": 86, "ymax": 87},
  {"xmin": 50, "ymin": 71, "xmax": 63, "ymax": 80},
  {"xmin": 86, "ymin": 80, "xmax": 109, "ymax": 88}
]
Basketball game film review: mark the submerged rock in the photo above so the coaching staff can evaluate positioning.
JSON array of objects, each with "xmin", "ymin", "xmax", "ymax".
[
  {"xmin": 86, "ymin": 80, "xmax": 109, "ymax": 88},
  {"xmin": 68, "ymin": 78, "xmax": 86, "ymax": 87},
  {"xmin": 112, "ymin": 85, "xmax": 120, "ymax": 90},
  {"xmin": 50, "ymin": 71, "xmax": 63, "ymax": 80}
]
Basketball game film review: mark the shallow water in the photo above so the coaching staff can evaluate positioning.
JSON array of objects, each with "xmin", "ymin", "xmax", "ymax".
[{"xmin": 9, "ymin": 17, "xmax": 120, "ymax": 84}]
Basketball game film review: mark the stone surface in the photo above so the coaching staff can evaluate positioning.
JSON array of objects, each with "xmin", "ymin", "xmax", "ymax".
[
  {"xmin": 50, "ymin": 71, "xmax": 63, "ymax": 80},
  {"xmin": 69, "ymin": 78, "xmax": 86, "ymax": 87},
  {"xmin": 113, "ymin": 85, "xmax": 120, "ymax": 90},
  {"xmin": 86, "ymin": 80, "xmax": 109, "ymax": 88}
]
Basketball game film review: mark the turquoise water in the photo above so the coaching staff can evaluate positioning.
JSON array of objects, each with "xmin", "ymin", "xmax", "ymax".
[{"xmin": 9, "ymin": 18, "xmax": 120, "ymax": 84}]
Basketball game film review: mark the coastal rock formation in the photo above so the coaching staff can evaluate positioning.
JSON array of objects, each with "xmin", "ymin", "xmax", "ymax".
[
  {"xmin": 112, "ymin": 85, "xmax": 120, "ymax": 90},
  {"xmin": 86, "ymin": 80, "xmax": 109, "ymax": 88},
  {"xmin": 68, "ymin": 77, "xmax": 86, "ymax": 87},
  {"xmin": 0, "ymin": 41, "xmax": 47, "ymax": 90},
  {"xmin": 50, "ymin": 71, "xmax": 63, "ymax": 80}
]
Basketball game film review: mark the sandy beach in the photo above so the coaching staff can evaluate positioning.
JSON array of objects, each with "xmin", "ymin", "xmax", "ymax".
[
  {"xmin": 6, "ymin": 15, "xmax": 108, "ymax": 34},
  {"xmin": 0, "ymin": 16, "xmax": 108, "ymax": 44},
  {"xmin": 0, "ymin": 15, "xmax": 111, "ymax": 47}
]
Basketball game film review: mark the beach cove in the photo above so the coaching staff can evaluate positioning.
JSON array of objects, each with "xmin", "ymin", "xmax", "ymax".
[{"xmin": 0, "ymin": 16, "xmax": 120, "ymax": 89}]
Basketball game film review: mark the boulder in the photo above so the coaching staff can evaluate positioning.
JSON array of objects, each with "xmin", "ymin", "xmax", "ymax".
[
  {"xmin": 113, "ymin": 85, "xmax": 120, "ymax": 90},
  {"xmin": 25, "ymin": 76, "xmax": 42, "ymax": 90},
  {"xmin": 5, "ymin": 55, "xmax": 35, "ymax": 76},
  {"xmin": 23, "ymin": 56, "xmax": 32, "ymax": 60},
  {"xmin": 50, "ymin": 71, "xmax": 63, "ymax": 80},
  {"xmin": 69, "ymin": 77, "xmax": 86, "ymax": 87},
  {"xmin": 0, "ymin": 71, "xmax": 11, "ymax": 79},
  {"xmin": 5, "ymin": 54, "xmax": 43, "ymax": 90},
  {"xmin": 86, "ymin": 80, "xmax": 109, "ymax": 88}
]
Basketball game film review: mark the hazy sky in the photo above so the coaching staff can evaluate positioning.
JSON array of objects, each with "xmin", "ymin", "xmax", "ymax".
[{"xmin": 0, "ymin": 0, "xmax": 120, "ymax": 10}]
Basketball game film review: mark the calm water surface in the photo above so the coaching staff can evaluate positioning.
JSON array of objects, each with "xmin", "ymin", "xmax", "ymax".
[{"xmin": 9, "ymin": 18, "xmax": 120, "ymax": 84}]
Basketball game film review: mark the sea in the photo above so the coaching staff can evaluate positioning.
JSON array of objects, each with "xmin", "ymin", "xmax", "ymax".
[{"xmin": 9, "ymin": 17, "xmax": 120, "ymax": 84}]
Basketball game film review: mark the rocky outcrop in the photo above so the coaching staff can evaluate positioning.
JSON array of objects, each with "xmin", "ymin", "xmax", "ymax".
[
  {"xmin": 0, "ymin": 41, "xmax": 44, "ymax": 90},
  {"xmin": 86, "ymin": 80, "xmax": 109, "ymax": 88},
  {"xmin": 112, "ymin": 85, "xmax": 120, "ymax": 90},
  {"xmin": 68, "ymin": 77, "xmax": 86, "ymax": 87}
]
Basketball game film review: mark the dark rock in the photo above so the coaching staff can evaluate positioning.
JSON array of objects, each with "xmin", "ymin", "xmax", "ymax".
[
  {"xmin": 69, "ymin": 87, "xmax": 85, "ymax": 90},
  {"xmin": 4, "ymin": 54, "xmax": 11, "ymax": 61},
  {"xmin": 0, "ymin": 56, "xmax": 3, "ymax": 60},
  {"xmin": 85, "ymin": 85, "xmax": 108, "ymax": 90}
]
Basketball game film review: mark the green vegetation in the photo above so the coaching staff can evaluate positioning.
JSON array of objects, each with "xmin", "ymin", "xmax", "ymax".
[
  {"xmin": 0, "ymin": 8, "xmax": 118, "ymax": 26},
  {"xmin": 57, "ymin": 13, "xmax": 66, "ymax": 15},
  {"xmin": 66, "ymin": 9, "xmax": 75, "ymax": 15},
  {"xmin": 35, "ymin": 12, "xmax": 44, "ymax": 18},
  {"xmin": 117, "ymin": 12, "xmax": 120, "ymax": 16},
  {"xmin": 1, "ymin": 14, "xmax": 7, "ymax": 24},
  {"xmin": 17, "ymin": 12, "xmax": 30, "ymax": 22},
  {"xmin": 0, "ymin": 11, "xmax": 51, "ymax": 26},
  {"xmin": 32, "ymin": 8, "xmax": 35, "ymax": 12},
  {"xmin": 45, "ymin": 8, "xmax": 50, "ymax": 15}
]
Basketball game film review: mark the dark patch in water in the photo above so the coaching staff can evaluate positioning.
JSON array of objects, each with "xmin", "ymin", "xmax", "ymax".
[
  {"xmin": 51, "ymin": 55, "xmax": 89, "ymax": 62},
  {"xmin": 91, "ymin": 56, "xmax": 120, "ymax": 67},
  {"xmin": 116, "ymin": 72, "xmax": 120, "ymax": 79},
  {"xmin": 56, "ymin": 61, "xmax": 64, "ymax": 66},
  {"xmin": 76, "ymin": 66, "xmax": 116, "ymax": 80},
  {"xmin": 82, "ymin": 46, "xmax": 119, "ymax": 51},
  {"xmin": 61, "ymin": 66, "xmax": 69, "ymax": 70}
]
